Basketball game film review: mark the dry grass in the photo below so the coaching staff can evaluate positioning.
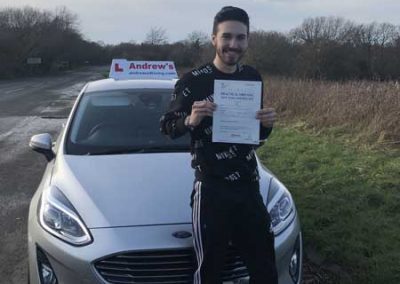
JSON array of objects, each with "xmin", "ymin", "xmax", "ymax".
[{"xmin": 263, "ymin": 77, "xmax": 400, "ymax": 146}]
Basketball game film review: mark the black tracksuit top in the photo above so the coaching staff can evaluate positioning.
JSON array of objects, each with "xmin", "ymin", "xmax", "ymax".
[{"xmin": 160, "ymin": 63, "xmax": 272, "ymax": 183}]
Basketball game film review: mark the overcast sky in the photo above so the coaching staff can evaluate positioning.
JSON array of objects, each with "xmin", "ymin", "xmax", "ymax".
[{"xmin": 3, "ymin": 0, "xmax": 400, "ymax": 44}]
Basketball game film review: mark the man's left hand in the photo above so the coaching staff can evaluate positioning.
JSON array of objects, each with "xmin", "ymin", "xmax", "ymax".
[{"xmin": 256, "ymin": 107, "xmax": 276, "ymax": 128}]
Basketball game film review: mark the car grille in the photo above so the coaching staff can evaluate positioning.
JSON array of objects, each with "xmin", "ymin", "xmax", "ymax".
[{"xmin": 94, "ymin": 247, "xmax": 249, "ymax": 283}]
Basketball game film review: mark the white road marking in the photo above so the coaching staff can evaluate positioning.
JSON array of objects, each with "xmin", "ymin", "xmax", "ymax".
[
  {"xmin": 4, "ymin": 88, "xmax": 25, "ymax": 94},
  {"xmin": 0, "ymin": 130, "xmax": 14, "ymax": 140}
]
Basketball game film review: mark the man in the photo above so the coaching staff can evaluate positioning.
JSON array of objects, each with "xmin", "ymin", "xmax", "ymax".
[{"xmin": 160, "ymin": 6, "xmax": 278, "ymax": 284}]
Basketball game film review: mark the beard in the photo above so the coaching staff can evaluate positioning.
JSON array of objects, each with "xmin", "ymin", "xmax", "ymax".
[{"xmin": 216, "ymin": 47, "xmax": 245, "ymax": 66}]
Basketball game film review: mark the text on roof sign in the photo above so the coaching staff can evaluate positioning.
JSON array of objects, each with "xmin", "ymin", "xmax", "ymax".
[{"xmin": 109, "ymin": 59, "xmax": 178, "ymax": 80}]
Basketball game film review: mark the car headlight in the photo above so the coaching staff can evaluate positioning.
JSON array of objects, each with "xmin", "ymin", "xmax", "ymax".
[
  {"xmin": 267, "ymin": 178, "xmax": 296, "ymax": 235},
  {"xmin": 38, "ymin": 185, "xmax": 92, "ymax": 246}
]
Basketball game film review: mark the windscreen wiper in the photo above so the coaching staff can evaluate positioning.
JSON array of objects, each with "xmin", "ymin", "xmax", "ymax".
[
  {"xmin": 86, "ymin": 145, "xmax": 189, "ymax": 155},
  {"xmin": 138, "ymin": 145, "xmax": 189, "ymax": 153},
  {"xmin": 86, "ymin": 148, "xmax": 147, "ymax": 155}
]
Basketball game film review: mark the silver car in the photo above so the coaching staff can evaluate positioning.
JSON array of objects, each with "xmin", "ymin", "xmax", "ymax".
[{"xmin": 28, "ymin": 77, "xmax": 303, "ymax": 284}]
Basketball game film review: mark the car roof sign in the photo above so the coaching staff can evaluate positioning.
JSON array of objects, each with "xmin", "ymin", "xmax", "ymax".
[{"xmin": 109, "ymin": 59, "xmax": 178, "ymax": 80}]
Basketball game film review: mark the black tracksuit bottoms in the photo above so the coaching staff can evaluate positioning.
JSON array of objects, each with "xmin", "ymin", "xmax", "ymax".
[{"xmin": 190, "ymin": 178, "xmax": 278, "ymax": 284}]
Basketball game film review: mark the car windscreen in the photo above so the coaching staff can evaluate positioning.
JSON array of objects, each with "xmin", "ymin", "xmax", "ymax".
[{"xmin": 65, "ymin": 88, "xmax": 190, "ymax": 155}]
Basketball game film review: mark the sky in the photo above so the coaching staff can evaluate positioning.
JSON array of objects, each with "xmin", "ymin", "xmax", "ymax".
[{"xmin": 3, "ymin": 0, "xmax": 400, "ymax": 44}]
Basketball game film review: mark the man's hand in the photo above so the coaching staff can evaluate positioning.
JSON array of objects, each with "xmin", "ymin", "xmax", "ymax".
[
  {"xmin": 188, "ymin": 101, "xmax": 217, "ymax": 127},
  {"xmin": 256, "ymin": 107, "xmax": 276, "ymax": 128}
]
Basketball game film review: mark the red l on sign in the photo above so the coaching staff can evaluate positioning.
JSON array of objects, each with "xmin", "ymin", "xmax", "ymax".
[{"xmin": 114, "ymin": 63, "xmax": 124, "ymax": 72}]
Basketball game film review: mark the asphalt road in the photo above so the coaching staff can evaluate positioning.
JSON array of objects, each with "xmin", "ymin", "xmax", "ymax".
[{"xmin": 0, "ymin": 67, "xmax": 105, "ymax": 284}]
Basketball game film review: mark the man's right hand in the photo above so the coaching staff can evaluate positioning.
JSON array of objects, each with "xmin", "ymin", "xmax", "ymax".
[{"xmin": 188, "ymin": 101, "xmax": 217, "ymax": 127}]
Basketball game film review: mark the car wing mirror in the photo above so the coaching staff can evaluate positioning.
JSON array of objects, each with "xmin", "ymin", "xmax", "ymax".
[{"xmin": 29, "ymin": 133, "xmax": 55, "ymax": 162}]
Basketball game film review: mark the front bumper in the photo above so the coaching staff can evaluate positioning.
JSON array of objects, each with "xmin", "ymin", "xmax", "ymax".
[{"xmin": 28, "ymin": 195, "xmax": 302, "ymax": 284}]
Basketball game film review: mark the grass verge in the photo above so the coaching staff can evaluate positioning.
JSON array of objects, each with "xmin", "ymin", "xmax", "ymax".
[{"xmin": 257, "ymin": 123, "xmax": 400, "ymax": 284}]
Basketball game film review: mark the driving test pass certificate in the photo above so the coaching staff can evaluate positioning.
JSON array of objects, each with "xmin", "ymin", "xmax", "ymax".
[{"xmin": 212, "ymin": 80, "xmax": 262, "ymax": 145}]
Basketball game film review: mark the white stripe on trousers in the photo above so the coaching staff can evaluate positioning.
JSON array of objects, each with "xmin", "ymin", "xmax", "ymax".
[
  {"xmin": 193, "ymin": 181, "xmax": 204, "ymax": 284},
  {"xmin": 192, "ymin": 181, "xmax": 200, "ymax": 283}
]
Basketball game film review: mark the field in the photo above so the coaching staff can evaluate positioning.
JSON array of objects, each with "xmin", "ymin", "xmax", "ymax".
[
  {"xmin": 258, "ymin": 77, "xmax": 400, "ymax": 283},
  {"xmin": 264, "ymin": 77, "xmax": 400, "ymax": 146}
]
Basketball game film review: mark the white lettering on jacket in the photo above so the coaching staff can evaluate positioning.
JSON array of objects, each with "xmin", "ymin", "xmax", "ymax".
[
  {"xmin": 215, "ymin": 146, "xmax": 238, "ymax": 160},
  {"xmin": 192, "ymin": 65, "xmax": 213, "ymax": 77},
  {"xmin": 182, "ymin": 87, "xmax": 191, "ymax": 97},
  {"xmin": 225, "ymin": 171, "xmax": 241, "ymax": 181}
]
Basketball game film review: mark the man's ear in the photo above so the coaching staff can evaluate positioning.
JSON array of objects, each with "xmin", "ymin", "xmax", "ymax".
[{"xmin": 211, "ymin": 34, "xmax": 216, "ymax": 47}]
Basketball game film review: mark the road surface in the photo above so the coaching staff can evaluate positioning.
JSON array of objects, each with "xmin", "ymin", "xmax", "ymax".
[{"xmin": 0, "ymin": 67, "xmax": 105, "ymax": 284}]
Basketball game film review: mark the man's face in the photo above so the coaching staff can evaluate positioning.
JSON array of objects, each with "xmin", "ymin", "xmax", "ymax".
[{"xmin": 212, "ymin": 20, "xmax": 249, "ymax": 66}]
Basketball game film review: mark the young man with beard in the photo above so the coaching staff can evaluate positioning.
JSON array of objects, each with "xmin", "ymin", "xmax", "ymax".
[{"xmin": 160, "ymin": 6, "xmax": 278, "ymax": 284}]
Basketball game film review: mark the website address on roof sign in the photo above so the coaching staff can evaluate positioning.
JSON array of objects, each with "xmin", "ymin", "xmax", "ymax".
[{"xmin": 128, "ymin": 71, "xmax": 177, "ymax": 76}]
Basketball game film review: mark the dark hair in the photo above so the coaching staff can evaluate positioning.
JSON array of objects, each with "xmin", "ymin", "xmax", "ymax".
[{"xmin": 212, "ymin": 6, "xmax": 250, "ymax": 35}]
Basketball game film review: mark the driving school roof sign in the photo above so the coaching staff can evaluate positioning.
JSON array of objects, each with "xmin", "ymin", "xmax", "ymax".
[{"xmin": 109, "ymin": 59, "xmax": 178, "ymax": 80}]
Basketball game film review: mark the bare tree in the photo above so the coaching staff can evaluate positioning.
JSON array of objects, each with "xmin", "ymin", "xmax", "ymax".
[
  {"xmin": 185, "ymin": 30, "xmax": 209, "ymax": 46},
  {"xmin": 0, "ymin": 6, "xmax": 104, "ymax": 78},
  {"xmin": 291, "ymin": 16, "xmax": 355, "ymax": 44},
  {"xmin": 144, "ymin": 26, "xmax": 168, "ymax": 45}
]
